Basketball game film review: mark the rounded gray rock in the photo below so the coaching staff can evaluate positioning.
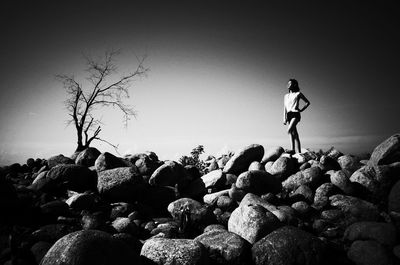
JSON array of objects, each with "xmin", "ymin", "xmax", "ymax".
[
  {"xmin": 252, "ymin": 226, "xmax": 326, "ymax": 265},
  {"xmin": 266, "ymin": 157, "xmax": 295, "ymax": 181},
  {"xmin": 236, "ymin": 170, "xmax": 281, "ymax": 195},
  {"xmin": 140, "ymin": 238, "xmax": 208, "ymax": 265},
  {"xmin": 347, "ymin": 240, "xmax": 392, "ymax": 265},
  {"xmin": 282, "ymin": 166, "xmax": 322, "ymax": 191},
  {"xmin": 97, "ymin": 167, "xmax": 145, "ymax": 202},
  {"xmin": 75, "ymin": 147, "xmax": 101, "ymax": 167},
  {"xmin": 261, "ymin": 146, "xmax": 284, "ymax": 164},
  {"xmin": 344, "ymin": 221, "xmax": 397, "ymax": 247},
  {"xmin": 95, "ymin": 152, "xmax": 128, "ymax": 172},
  {"xmin": 40, "ymin": 230, "xmax": 140, "ymax": 265},
  {"xmin": 370, "ymin": 134, "xmax": 400, "ymax": 165},
  {"xmin": 223, "ymin": 144, "xmax": 264, "ymax": 175},
  {"xmin": 194, "ymin": 230, "xmax": 251, "ymax": 265},
  {"xmin": 228, "ymin": 204, "xmax": 280, "ymax": 244}
]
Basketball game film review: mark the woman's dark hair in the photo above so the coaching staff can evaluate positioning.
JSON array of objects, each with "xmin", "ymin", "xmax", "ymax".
[{"xmin": 288, "ymin": 79, "xmax": 300, "ymax": 92}]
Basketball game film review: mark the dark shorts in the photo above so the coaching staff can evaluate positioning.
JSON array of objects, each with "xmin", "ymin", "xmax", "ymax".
[{"xmin": 287, "ymin": 111, "xmax": 301, "ymax": 122}]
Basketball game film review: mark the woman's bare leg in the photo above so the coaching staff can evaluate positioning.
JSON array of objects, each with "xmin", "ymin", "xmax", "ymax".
[
  {"xmin": 287, "ymin": 118, "xmax": 299, "ymax": 153},
  {"xmin": 290, "ymin": 131, "xmax": 295, "ymax": 152},
  {"xmin": 293, "ymin": 126, "xmax": 301, "ymax": 153}
]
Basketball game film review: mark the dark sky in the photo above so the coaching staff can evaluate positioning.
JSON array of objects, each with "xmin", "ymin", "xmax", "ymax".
[{"xmin": 0, "ymin": 1, "xmax": 399, "ymax": 163}]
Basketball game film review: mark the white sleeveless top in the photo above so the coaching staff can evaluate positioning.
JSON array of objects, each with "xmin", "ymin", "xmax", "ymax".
[{"xmin": 284, "ymin": 92, "xmax": 301, "ymax": 112}]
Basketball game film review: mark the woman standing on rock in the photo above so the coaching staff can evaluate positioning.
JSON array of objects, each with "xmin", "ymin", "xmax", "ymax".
[{"xmin": 283, "ymin": 79, "xmax": 310, "ymax": 154}]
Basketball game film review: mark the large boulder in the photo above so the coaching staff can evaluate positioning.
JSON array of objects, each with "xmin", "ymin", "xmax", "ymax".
[
  {"xmin": 47, "ymin": 154, "xmax": 74, "ymax": 169},
  {"xmin": 94, "ymin": 152, "xmax": 129, "ymax": 172},
  {"xmin": 251, "ymin": 226, "xmax": 326, "ymax": 265},
  {"xmin": 337, "ymin": 155, "xmax": 362, "ymax": 174},
  {"xmin": 140, "ymin": 238, "xmax": 208, "ymax": 265},
  {"xmin": 201, "ymin": 169, "xmax": 225, "ymax": 189},
  {"xmin": 125, "ymin": 152, "xmax": 161, "ymax": 177},
  {"xmin": 266, "ymin": 157, "xmax": 295, "ymax": 181},
  {"xmin": 40, "ymin": 230, "xmax": 141, "ymax": 265},
  {"xmin": 350, "ymin": 164, "xmax": 395, "ymax": 202},
  {"xmin": 228, "ymin": 203, "xmax": 280, "ymax": 244},
  {"xmin": 235, "ymin": 170, "xmax": 282, "ymax": 195},
  {"xmin": 329, "ymin": 195, "xmax": 380, "ymax": 225},
  {"xmin": 370, "ymin": 134, "xmax": 400, "ymax": 165},
  {"xmin": 344, "ymin": 221, "xmax": 397, "ymax": 247},
  {"xmin": 261, "ymin": 146, "xmax": 284, "ymax": 164},
  {"xmin": 35, "ymin": 164, "xmax": 96, "ymax": 192},
  {"xmin": 149, "ymin": 161, "xmax": 187, "ymax": 187},
  {"xmin": 194, "ymin": 230, "xmax": 251, "ymax": 265},
  {"xmin": 75, "ymin": 147, "xmax": 101, "ymax": 167},
  {"xmin": 223, "ymin": 144, "xmax": 264, "ymax": 175},
  {"xmin": 313, "ymin": 183, "xmax": 339, "ymax": 209},
  {"xmin": 240, "ymin": 193, "xmax": 296, "ymax": 224},
  {"xmin": 167, "ymin": 198, "xmax": 214, "ymax": 228},
  {"xmin": 282, "ymin": 166, "xmax": 322, "ymax": 191},
  {"xmin": 97, "ymin": 167, "xmax": 145, "ymax": 202},
  {"xmin": 329, "ymin": 170, "xmax": 354, "ymax": 195},
  {"xmin": 347, "ymin": 240, "xmax": 392, "ymax": 265}
]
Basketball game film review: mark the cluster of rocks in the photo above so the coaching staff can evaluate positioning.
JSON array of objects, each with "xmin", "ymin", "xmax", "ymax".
[{"xmin": 1, "ymin": 134, "xmax": 400, "ymax": 265}]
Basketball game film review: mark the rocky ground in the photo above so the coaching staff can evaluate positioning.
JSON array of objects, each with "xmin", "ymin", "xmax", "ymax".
[{"xmin": 1, "ymin": 134, "xmax": 400, "ymax": 265}]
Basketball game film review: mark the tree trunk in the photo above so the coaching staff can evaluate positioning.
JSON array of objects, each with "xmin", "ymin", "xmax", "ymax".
[{"xmin": 75, "ymin": 127, "xmax": 88, "ymax": 152}]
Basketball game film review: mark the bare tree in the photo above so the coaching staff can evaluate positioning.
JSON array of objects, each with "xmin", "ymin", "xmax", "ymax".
[{"xmin": 57, "ymin": 50, "xmax": 149, "ymax": 152}]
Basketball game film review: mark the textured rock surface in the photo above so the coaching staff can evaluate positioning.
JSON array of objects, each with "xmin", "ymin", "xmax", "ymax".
[
  {"xmin": 140, "ymin": 238, "xmax": 208, "ymax": 265},
  {"xmin": 41, "ymin": 230, "xmax": 140, "ymax": 265},
  {"xmin": 344, "ymin": 221, "xmax": 397, "ymax": 247},
  {"xmin": 194, "ymin": 230, "xmax": 251, "ymax": 265},
  {"xmin": 47, "ymin": 154, "xmax": 74, "ymax": 169},
  {"xmin": 228, "ymin": 203, "xmax": 280, "ymax": 244},
  {"xmin": 223, "ymin": 144, "xmax": 264, "ymax": 175},
  {"xmin": 235, "ymin": 170, "xmax": 282, "ymax": 195},
  {"xmin": 168, "ymin": 198, "xmax": 214, "ymax": 227},
  {"xmin": 329, "ymin": 194, "xmax": 380, "ymax": 224},
  {"xmin": 347, "ymin": 240, "xmax": 392, "ymax": 265},
  {"xmin": 5, "ymin": 138, "xmax": 400, "ymax": 265},
  {"xmin": 330, "ymin": 170, "xmax": 353, "ymax": 194},
  {"xmin": 97, "ymin": 166, "xmax": 145, "ymax": 202},
  {"xmin": 75, "ymin": 147, "xmax": 101, "ymax": 167},
  {"xmin": 95, "ymin": 152, "xmax": 129, "ymax": 172},
  {"xmin": 370, "ymin": 134, "xmax": 400, "ymax": 165},
  {"xmin": 282, "ymin": 166, "xmax": 322, "ymax": 191},
  {"xmin": 261, "ymin": 146, "xmax": 284, "ymax": 164},
  {"xmin": 149, "ymin": 161, "xmax": 187, "ymax": 187},
  {"xmin": 252, "ymin": 226, "xmax": 326, "ymax": 265},
  {"xmin": 266, "ymin": 156, "xmax": 295, "ymax": 181}
]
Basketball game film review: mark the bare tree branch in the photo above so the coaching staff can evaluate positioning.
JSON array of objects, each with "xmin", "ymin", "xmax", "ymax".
[
  {"xmin": 95, "ymin": 137, "xmax": 121, "ymax": 156},
  {"xmin": 59, "ymin": 49, "xmax": 148, "ymax": 152}
]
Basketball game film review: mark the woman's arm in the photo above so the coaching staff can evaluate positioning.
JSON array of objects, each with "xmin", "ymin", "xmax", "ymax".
[
  {"xmin": 299, "ymin": 92, "xmax": 310, "ymax": 112},
  {"xmin": 283, "ymin": 95, "xmax": 287, "ymax": 124}
]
